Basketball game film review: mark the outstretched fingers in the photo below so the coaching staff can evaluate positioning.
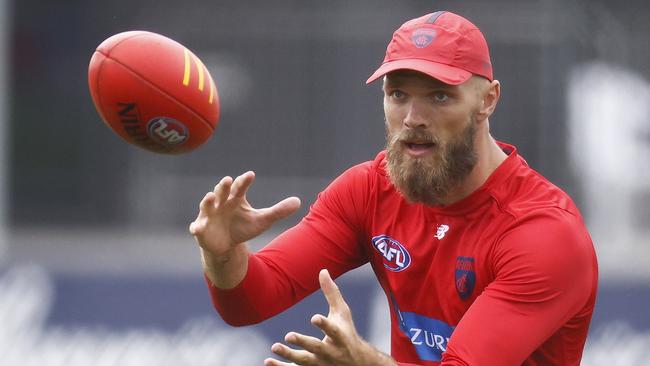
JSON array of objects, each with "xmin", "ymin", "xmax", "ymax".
[
  {"xmin": 284, "ymin": 332, "xmax": 326, "ymax": 357},
  {"xmin": 267, "ymin": 342, "xmax": 314, "ymax": 365},
  {"xmin": 264, "ymin": 271, "xmax": 369, "ymax": 366},
  {"xmin": 263, "ymin": 357, "xmax": 298, "ymax": 366},
  {"xmin": 189, "ymin": 190, "xmax": 218, "ymax": 235},
  {"xmin": 312, "ymin": 312, "xmax": 352, "ymax": 347},
  {"xmin": 198, "ymin": 191, "xmax": 216, "ymax": 214},
  {"xmin": 318, "ymin": 269, "xmax": 347, "ymax": 312},
  {"xmin": 213, "ymin": 175, "xmax": 233, "ymax": 206},
  {"xmin": 309, "ymin": 269, "xmax": 355, "ymax": 345},
  {"xmin": 230, "ymin": 171, "xmax": 256, "ymax": 198},
  {"xmin": 260, "ymin": 196, "xmax": 302, "ymax": 222}
]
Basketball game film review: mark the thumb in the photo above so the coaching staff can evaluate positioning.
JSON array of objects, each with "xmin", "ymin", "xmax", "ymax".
[
  {"xmin": 259, "ymin": 196, "xmax": 301, "ymax": 223},
  {"xmin": 319, "ymin": 269, "xmax": 347, "ymax": 311}
]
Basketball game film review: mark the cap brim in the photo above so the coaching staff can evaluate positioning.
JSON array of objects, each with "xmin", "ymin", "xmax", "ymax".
[{"xmin": 366, "ymin": 59, "xmax": 472, "ymax": 85}]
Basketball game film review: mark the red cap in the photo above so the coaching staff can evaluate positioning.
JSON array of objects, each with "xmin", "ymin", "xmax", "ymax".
[{"xmin": 366, "ymin": 11, "xmax": 493, "ymax": 85}]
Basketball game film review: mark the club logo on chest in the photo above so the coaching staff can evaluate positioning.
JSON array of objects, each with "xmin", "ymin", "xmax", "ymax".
[
  {"xmin": 455, "ymin": 256, "xmax": 476, "ymax": 300},
  {"xmin": 371, "ymin": 235, "xmax": 412, "ymax": 272}
]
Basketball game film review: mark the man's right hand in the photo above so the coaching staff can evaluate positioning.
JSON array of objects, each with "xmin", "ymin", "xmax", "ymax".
[{"xmin": 189, "ymin": 171, "xmax": 301, "ymax": 288}]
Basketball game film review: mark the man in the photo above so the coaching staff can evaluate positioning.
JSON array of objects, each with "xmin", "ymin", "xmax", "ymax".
[{"xmin": 190, "ymin": 11, "xmax": 598, "ymax": 366}]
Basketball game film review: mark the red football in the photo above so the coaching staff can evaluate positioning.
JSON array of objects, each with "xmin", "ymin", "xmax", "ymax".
[{"xmin": 88, "ymin": 31, "xmax": 220, "ymax": 154}]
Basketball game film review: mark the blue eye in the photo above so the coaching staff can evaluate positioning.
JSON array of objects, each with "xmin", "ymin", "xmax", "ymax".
[
  {"xmin": 389, "ymin": 90, "xmax": 405, "ymax": 99},
  {"xmin": 434, "ymin": 92, "xmax": 449, "ymax": 102}
]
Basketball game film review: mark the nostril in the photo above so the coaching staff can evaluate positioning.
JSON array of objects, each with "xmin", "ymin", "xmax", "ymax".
[{"xmin": 403, "ymin": 113, "xmax": 427, "ymax": 128}]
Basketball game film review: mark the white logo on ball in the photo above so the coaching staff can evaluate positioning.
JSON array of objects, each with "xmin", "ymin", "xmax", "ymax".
[{"xmin": 147, "ymin": 117, "xmax": 189, "ymax": 146}]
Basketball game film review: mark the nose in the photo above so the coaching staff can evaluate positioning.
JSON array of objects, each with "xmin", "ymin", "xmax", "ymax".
[{"xmin": 403, "ymin": 100, "xmax": 429, "ymax": 129}]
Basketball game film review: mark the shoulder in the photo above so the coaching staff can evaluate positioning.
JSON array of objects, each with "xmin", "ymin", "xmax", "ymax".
[
  {"xmin": 490, "ymin": 208, "xmax": 598, "ymax": 308},
  {"xmin": 495, "ymin": 208, "xmax": 594, "ymax": 265},
  {"xmin": 492, "ymin": 150, "xmax": 583, "ymax": 222},
  {"xmin": 344, "ymin": 150, "xmax": 388, "ymax": 177},
  {"xmin": 326, "ymin": 150, "xmax": 388, "ymax": 193},
  {"xmin": 486, "ymin": 146, "xmax": 597, "ymax": 299},
  {"xmin": 311, "ymin": 151, "xmax": 389, "ymax": 216}
]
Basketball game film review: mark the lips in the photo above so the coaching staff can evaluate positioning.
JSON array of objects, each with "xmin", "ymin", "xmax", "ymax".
[
  {"xmin": 403, "ymin": 141, "xmax": 435, "ymax": 156},
  {"xmin": 406, "ymin": 142, "xmax": 434, "ymax": 150}
]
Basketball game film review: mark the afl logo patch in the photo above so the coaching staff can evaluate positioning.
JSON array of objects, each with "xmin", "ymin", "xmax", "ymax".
[
  {"xmin": 372, "ymin": 235, "xmax": 412, "ymax": 272},
  {"xmin": 147, "ymin": 117, "xmax": 189, "ymax": 146},
  {"xmin": 455, "ymin": 256, "xmax": 476, "ymax": 300},
  {"xmin": 412, "ymin": 28, "xmax": 437, "ymax": 48}
]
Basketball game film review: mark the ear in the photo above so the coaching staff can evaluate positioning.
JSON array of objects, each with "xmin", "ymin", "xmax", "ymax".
[{"xmin": 476, "ymin": 80, "xmax": 500, "ymax": 121}]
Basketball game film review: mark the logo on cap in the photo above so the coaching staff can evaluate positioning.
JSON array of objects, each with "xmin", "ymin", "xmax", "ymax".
[{"xmin": 412, "ymin": 28, "xmax": 437, "ymax": 48}]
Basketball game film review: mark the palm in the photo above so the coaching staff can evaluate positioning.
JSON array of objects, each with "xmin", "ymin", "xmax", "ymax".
[
  {"xmin": 195, "ymin": 197, "xmax": 269, "ymax": 254},
  {"xmin": 264, "ymin": 270, "xmax": 392, "ymax": 366},
  {"xmin": 190, "ymin": 171, "xmax": 300, "ymax": 256}
]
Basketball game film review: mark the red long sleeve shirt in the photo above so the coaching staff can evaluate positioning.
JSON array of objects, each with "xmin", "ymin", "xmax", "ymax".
[{"xmin": 207, "ymin": 143, "xmax": 598, "ymax": 365}]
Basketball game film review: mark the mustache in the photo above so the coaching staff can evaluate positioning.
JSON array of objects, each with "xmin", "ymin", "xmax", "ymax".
[{"xmin": 388, "ymin": 129, "xmax": 439, "ymax": 146}]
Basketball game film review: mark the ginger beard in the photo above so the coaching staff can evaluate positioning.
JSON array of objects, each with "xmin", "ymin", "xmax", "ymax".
[{"xmin": 386, "ymin": 116, "xmax": 478, "ymax": 206}]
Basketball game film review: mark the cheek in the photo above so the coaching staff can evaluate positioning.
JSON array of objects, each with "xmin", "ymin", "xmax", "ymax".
[
  {"xmin": 383, "ymin": 105, "xmax": 400, "ymax": 130},
  {"xmin": 435, "ymin": 109, "xmax": 472, "ymax": 138}
]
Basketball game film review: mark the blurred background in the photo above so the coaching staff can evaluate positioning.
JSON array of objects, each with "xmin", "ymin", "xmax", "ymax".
[{"xmin": 2, "ymin": 0, "xmax": 649, "ymax": 364}]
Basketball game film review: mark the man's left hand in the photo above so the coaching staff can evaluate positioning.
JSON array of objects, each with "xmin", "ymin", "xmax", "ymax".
[{"xmin": 263, "ymin": 269, "xmax": 396, "ymax": 366}]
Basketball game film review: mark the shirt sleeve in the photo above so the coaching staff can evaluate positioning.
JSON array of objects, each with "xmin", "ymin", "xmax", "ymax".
[
  {"xmin": 207, "ymin": 163, "xmax": 373, "ymax": 326},
  {"xmin": 441, "ymin": 209, "xmax": 597, "ymax": 365}
]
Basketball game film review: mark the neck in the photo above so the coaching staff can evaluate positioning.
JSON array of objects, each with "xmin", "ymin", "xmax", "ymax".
[{"xmin": 439, "ymin": 132, "xmax": 507, "ymax": 206}]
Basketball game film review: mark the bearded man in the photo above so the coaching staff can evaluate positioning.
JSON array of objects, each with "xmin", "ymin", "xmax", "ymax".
[{"xmin": 190, "ymin": 11, "xmax": 598, "ymax": 366}]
